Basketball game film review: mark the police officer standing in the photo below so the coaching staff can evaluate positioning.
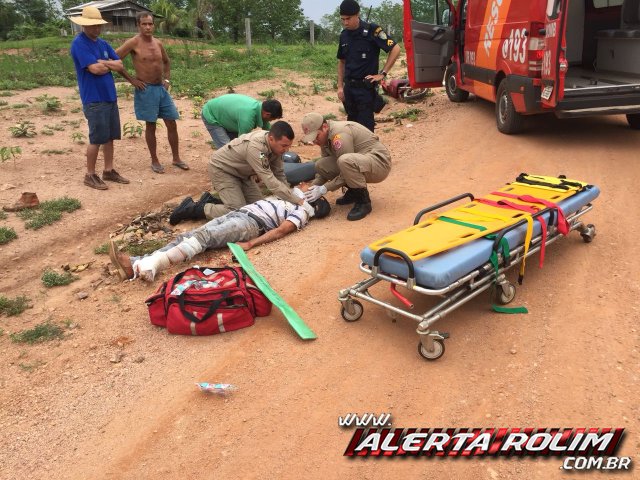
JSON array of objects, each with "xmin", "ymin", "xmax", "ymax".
[
  {"xmin": 301, "ymin": 112, "xmax": 391, "ymax": 221},
  {"xmin": 337, "ymin": 0, "xmax": 401, "ymax": 132}
]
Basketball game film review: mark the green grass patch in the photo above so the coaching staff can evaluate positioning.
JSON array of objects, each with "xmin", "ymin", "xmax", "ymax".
[
  {"xmin": 11, "ymin": 103, "xmax": 29, "ymax": 109},
  {"xmin": 0, "ymin": 226, "xmax": 18, "ymax": 244},
  {"xmin": 0, "ymin": 211, "xmax": 7, "ymax": 220},
  {"xmin": 17, "ymin": 196, "xmax": 81, "ymax": 229},
  {"xmin": 0, "ymin": 295, "xmax": 31, "ymax": 316},
  {"xmin": 41, "ymin": 269, "xmax": 78, "ymax": 288},
  {"xmin": 390, "ymin": 108, "xmax": 423, "ymax": 122},
  {"xmin": 123, "ymin": 239, "xmax": 166, "ymax": 257},
  {"xmin": 0, "ymin": 100, "xmax": 7, "ymax": 106},
  {"xmin": 0, "ymin": 91, "xmax": 14, "ymax": 97},
  {"xmin": 10, "ymin": 321, "xmax": 64, "ymax": 344},
  {"xmin": 94, "ymin": 242, "xmax": 109, "ymax": 255},
  {"xmin": 0, "ymin": 39, "xmax": 337, "ymax": 95}
]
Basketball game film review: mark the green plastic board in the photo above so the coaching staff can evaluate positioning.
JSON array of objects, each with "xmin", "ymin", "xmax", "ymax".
[{"xmin": 228, "ymin": 242, "xmax": 317, "ymax": 340}]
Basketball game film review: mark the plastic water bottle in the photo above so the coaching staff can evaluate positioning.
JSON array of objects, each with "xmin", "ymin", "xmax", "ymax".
[{"xmin": 196, "ymin": 382, "xmax": 237, "ymax": 394}]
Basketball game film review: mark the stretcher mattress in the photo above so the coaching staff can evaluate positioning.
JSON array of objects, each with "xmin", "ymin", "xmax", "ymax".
[{"xmin": 360, "ymin": 186, "xmax": 600, "ymax": 290}]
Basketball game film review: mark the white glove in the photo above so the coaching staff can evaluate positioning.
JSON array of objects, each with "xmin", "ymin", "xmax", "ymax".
[
  {"xmin": 304, "ymin": 185, "xmax": 327, "ymax": 203},
  {"xmin": 301, "ymin": 200, "xmax": 315, "ymax": 218}
]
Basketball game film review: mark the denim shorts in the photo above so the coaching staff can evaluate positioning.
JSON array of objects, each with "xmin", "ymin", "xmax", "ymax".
[
  {"xmin": 83, "ymin": 101, "xmax": 121, "ymax": 145},
  {"xmin": 134, "ymin": 84, "xmax": 180, "ymax": 122}
]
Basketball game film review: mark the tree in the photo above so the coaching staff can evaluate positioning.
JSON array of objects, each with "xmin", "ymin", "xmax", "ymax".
[
  {"xmin": 252, "ymin": 0, "xmax": 304, "ymax": 41},
  {"xmin": 151, "ymin": 0, "xmax": 182, "ymax": 34},
  {"xmin": 319, "ymin": 6, "xmax": 341, "ymax": 40},
  {"xmin": 0, "ymin": 0, "xmax": 22, "ymax": 40},
  {"xmin": 370, "ymin": 0, "xmax": 403, "ymax": 39},
  {"xmin": 209, "ymin": 0, "xmax": 252, "ymax": 43}
]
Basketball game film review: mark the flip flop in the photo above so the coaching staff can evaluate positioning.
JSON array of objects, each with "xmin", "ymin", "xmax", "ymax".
[
  {"xmin": 172, "ymin": 161, "xmax": 190, "ymax": 170},
  {"xmin": 151, "ymin": 164, "xmax": 165, "ymax": 174}
]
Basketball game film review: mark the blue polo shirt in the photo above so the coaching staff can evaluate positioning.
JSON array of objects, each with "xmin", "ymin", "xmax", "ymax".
[{"xmin": 70, "ymin": 32, "xmax": 119, "ymax": 105}]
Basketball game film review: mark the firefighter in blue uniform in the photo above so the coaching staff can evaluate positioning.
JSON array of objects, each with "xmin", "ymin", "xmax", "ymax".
[{"xmin": 337, "ymin": 0, "xmax": 401, "ymax": 132}]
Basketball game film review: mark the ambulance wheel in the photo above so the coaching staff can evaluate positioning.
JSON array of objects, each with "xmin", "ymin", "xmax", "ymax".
[
  {"xmin": 496, "ymin": 82, "xmax": 524, "ymax": 134},
  {"xmin": 445, "ymin": 66, "xmax": 469, "ymax": 103},
  {"xmin": 418, "ymin": 338, "xmax": 445, "ymax": 361},
  {"xmin": 626, "ymin": 113, "xmax": 640, "ymax": 129},
  {"xmin": 402, "ymin": 88, "xmax": 429, "ymax": 102},
  {"xmin": 581, "ymin": 224, "xmax": 596, "ymax": 243},
  {"xmin": 341, "ymin": 300, "xmax": 363, "ymax": 322},
  {"xmin": 493, "ymin": 282, "xmax": 516, "ymax": 305}
]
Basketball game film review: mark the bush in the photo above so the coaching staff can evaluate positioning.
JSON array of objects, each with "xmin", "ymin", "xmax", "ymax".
[
  {"xmin": 0, "ymin": 226, "xmax": 17, "ymax": 245},
  {"xmin": 10, "ymin": 321, "xmax": 64, "ymax": 344},
  {"xmin": 41, "ymin": 269, "xmax": 78, "ymax": 287},
  {"xmin": 0, "ymin": 295, "xmax": 31, "ymax": 316}
]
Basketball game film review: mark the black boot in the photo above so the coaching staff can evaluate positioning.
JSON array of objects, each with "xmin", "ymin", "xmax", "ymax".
[
  {"xmin": 198, "ymin": 191, "xmax": 222, "ymax": 205},
  {"xmin": 336, "ymin": 187, "xmax": 358, "ymax": 205},
  {"xmin": 347, "ymin": 188, "xmax": 372, "ymax": 221},
  {"xmin": 169, "ymin": 197, "xmax": 206, "ymax": 225}
]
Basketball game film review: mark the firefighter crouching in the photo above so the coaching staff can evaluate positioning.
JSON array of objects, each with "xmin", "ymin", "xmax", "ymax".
[{"xmin": 301, "ymin": 112, "xmax": 391, "ymax": 221}]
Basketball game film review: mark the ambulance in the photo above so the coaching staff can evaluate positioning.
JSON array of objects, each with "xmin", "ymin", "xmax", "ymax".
[{"xmin": 403, "ymin": 0, "xmax": 640, "ymax": 133}]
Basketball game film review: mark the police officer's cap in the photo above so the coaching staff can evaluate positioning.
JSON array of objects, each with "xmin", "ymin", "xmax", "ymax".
[{"xmin": 340, "ymin": 0, "xmax": 360, "ymax": 15}]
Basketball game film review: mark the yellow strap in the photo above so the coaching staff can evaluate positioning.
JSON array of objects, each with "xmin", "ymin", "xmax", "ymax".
[
  {"xmin": 519, "ymin": 215, "xmax": 534, "ymax": 277},
  {"xmin": 446, "ymin": 208, "xmax": 513, "ymax": 224}
]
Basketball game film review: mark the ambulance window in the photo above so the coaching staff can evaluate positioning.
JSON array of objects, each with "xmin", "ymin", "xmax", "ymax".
[
  {"xmin": 410, "ymin": 0, "xmax": 453, "ymax": 25},
  {"xmin": 592, "ymin": 0, "xmax": 623, "ymax": 7},
  {"xmin": 546, "ymin": 0, "xmax": 561, "ymax": 18}
]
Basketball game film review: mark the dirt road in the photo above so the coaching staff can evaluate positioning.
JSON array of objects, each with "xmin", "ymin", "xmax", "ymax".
[{"xmin": 0, "ymin": 79, "xmax": 638, "ymax": 479}]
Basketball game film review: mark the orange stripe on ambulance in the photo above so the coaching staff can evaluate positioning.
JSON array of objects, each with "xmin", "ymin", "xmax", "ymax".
[{"xmin": 484, "ymin": 0, "xmax": 504, "ymax": 57}]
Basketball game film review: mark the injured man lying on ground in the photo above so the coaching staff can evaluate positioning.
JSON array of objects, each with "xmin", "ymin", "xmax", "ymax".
[{"xmin": 109, "ymin": 182, "xmax": 331, "ymax": 282}]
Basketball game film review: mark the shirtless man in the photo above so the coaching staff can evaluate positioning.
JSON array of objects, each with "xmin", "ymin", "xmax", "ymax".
[{"xmin": 116, "ymin": 13, "xmax": 188, "ymax": 173}]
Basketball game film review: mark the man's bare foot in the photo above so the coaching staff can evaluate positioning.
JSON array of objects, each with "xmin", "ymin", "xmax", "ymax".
[{"xmin": 109, "ymin": 241, "xmax": 134, "ymax": 280}]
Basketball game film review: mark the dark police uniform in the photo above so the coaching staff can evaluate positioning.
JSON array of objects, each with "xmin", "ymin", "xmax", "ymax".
[{"xmin": 338, "ymin": 21, "xmax": 396, "ymax": 132}]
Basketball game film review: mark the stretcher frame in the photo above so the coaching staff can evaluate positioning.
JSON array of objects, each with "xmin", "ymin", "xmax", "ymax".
[{"xmin": 338, "ymin": 193, "xmax": 597, "ymax": 361}]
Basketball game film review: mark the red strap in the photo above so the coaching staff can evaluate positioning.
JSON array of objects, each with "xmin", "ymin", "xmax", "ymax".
[
  {"xmin": 476, "ymin": 198, "xmax": 547, "ymax": 268},
  {"xmin": 492, "ymin": 192, "xmax": 570, "ymax": 235}
]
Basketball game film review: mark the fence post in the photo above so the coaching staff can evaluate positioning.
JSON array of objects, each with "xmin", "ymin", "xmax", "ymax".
[
  {"xmin": 245, "ymin": 17, "xmax": 252, "ymax": 51},
  {"xmin": 310, "ymin": 21, "xmax": 315, "ymax": 45}
]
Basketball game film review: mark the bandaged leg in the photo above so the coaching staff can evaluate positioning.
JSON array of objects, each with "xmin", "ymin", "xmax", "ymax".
[{"xmin": 133, "ymin": 236, "xmax": 204, "ymax": 282}]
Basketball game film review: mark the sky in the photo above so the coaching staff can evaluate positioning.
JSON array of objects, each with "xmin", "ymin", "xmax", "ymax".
[{"xmin": 300, "ymin": 0, "xmax": 388, "ymax": 23}]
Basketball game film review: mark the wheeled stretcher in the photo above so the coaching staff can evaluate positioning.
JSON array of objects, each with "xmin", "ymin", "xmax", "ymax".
[{"xmin": 338, "ymin": 174, "xmax": 600, "ymax": 361}]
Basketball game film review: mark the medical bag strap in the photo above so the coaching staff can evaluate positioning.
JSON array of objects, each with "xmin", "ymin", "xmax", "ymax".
[
  {"xmin": 476, "ymin": 198, "xmax": 548, "ymax": 270},
  {"xmin": 492, "ymin": 192, "xmax": 570, "ymax": 235},
  {"xmin": 178, "ymin": 290, "xmax": 231, "ymax": 324}
]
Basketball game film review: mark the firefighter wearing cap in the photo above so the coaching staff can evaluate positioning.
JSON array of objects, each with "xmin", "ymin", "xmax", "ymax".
[
  {"xmin": 169, "ymin": 121, "xmax": 305, "ymax": 225},
  {"xmin": 301, "ymin": 112, "xmax": 391, "ymax": 221},
  {"xmin": 337, "ymin": 0, "xmax": 401, "ymax": 132}
]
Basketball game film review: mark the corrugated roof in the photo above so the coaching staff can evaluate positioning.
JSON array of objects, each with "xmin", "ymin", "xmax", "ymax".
[{"xmin": 66, "ymin": 0, "xmax": 151, "ymax": 14}]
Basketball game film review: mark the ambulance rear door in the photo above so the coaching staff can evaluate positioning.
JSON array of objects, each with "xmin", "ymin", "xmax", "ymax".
[
  {"xmin": 540, "ymin": 0, "xmax": 568, "ymax": 106},
  {"xmin": 404, "ymin": 0, "xmax": 456, "ymax": 87}
]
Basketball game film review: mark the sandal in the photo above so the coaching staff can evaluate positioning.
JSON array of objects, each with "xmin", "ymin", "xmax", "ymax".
[
  {"xmin": 172, "ymin": 161, "xmax": 190, "ymax": 170},
  {"xmin": 151, "ymin": 163, "xmax": 165, "ymax": 174}
]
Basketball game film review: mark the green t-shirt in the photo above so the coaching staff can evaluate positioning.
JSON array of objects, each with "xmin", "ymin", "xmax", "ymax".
[{"xmin": 201, "ymin": 94, "xmax": 269, "ymax": 134}]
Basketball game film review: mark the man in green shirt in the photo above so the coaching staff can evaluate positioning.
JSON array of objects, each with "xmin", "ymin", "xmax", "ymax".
[{"xmin": 202, "ymin": 94, "xmax": 283, "ymax": 148}]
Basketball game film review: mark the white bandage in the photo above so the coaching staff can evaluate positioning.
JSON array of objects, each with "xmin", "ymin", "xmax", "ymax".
[
  {"xmin": 175, "ymin": 236, "xmax": 204, "ymax": 260},
  {"xmin": 133, "ymin": 252, "xmax": 171, "ymax": 282},
  {"xmin": 292, "ymin": 187, "xmax": 305, "ymax": 200},
  {"xmin": 302, "ymin": 200, "xmax": 315, "ymax": 218}
]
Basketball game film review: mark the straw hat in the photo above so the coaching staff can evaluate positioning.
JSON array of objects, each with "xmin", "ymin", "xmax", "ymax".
[{"xmin": 70, "ymin": 6, "xmax": 108, "ymax": 26}]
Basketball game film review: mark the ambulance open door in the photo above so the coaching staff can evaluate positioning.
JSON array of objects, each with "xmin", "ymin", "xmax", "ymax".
[
  {"xmin": 541, "ymin": 0, "xmax": 568, "ymax": 106},
  {"xmin": 404, "ymin": 0, "xmax": 456, "ymax": 88}
]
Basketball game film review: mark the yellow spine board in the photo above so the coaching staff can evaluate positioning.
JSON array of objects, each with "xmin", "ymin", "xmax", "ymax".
[{"xmin": 368, "ymin": 175, "xmax": 585, "ymax": 261}]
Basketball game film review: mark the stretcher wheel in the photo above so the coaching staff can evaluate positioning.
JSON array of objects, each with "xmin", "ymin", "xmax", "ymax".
[
  {"xmin": 418, "ymin": 339, "xmax": 445, "ymax": 361},
  {"xmin": 492, "ymin": 282, "xmax": 516, "ymax": 305},
  {"xmin": 341, "ymin": 300, "xmax": 363, "ymax": 322},
  {"xmin": 580, "ymin": 224, "xmax": 596, "ymax": 243}
]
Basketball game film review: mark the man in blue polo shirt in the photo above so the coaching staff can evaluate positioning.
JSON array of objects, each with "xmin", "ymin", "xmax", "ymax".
[{"xmin": 70, "ymin": 6, "xmax": 130, "ymax": 190}]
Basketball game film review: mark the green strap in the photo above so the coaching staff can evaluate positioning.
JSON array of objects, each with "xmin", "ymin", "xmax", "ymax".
[
  {"xmin": 228, "ymin": 243, "xmax": 317, "ymax": 340},
  {"xmin": 485, "ymin": 235, "xmax": 527, "ymax": 314},
  {"xmin": 492, "ymin": 305, "xmax": 529, "ymax": 314},
  {"xmin": 486, "ymin": 234, "xmax": 510, "ymax": 277},
  {"xmin": 439, "ymin": 216, "xmax": 488, "ymax": 231}
]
